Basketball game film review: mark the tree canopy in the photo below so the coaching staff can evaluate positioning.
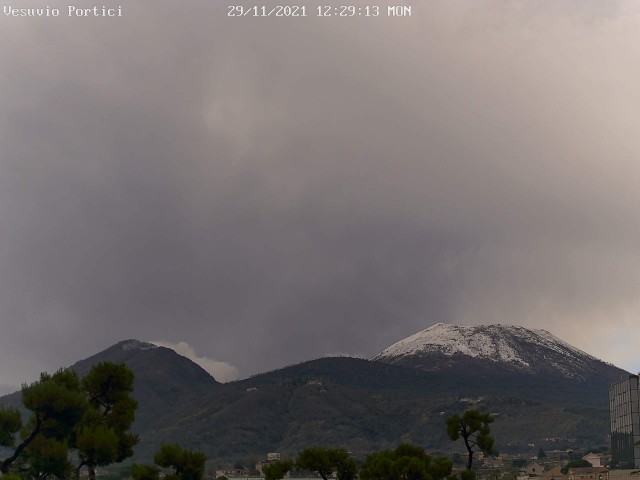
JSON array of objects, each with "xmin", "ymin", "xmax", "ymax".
[
  {"xmin": 131, "ymin": 463, "xmax": 161, "ymax": 480},
  {"xmin": 74, "ymin": 362, "xmax": 139, "ymax": 479},
  {"xmin": 0, "ymin": 362, "xmax": 138, "ymax": 479},
  {"xmin": 360, "ymin": 442, "xmax": 453, "ymax": 480},
  {"xmin": 445, "ymin": 409, "xmax": 494, "ymax": 470},
  {"xmin": 296, "ymin": 446, "xmax": 357, "ymax": 480},
  {"xmin": 0, "ymin": 368, "xmax": 87, "ymax": 474},
  {"xmin": 262, "ymin": 459, "xmax": 294, "ymax": 480},
  {"xmin": 154, "ymin": 443, "xmax": 207, "ymax": 480}
]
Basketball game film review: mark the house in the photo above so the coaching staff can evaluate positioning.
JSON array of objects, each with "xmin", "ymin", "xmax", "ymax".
[
  {"xmin": 255, "ymin": 453, "xmax": 284, "ymax": 477},
  {"xmin": 526, "ymin": 460, "xmax": 546, "ymax": 477},
  {"xmin": 608, "ymin": 469, "xmax": 640, "ymax": 480},
  {"xmin": 583, "ymin": 453, "xmax": 611, "ymax": 468},
  {"xmin": 568, "ymin": 467, "xmax": 609, "ymax": 480},
  {"xmin": 539, "ymin": 466, "xmax": 567, "ymax": 480}
]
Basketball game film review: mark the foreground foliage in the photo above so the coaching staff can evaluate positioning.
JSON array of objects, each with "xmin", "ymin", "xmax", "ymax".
[
  {"xmin": 131, "ymin": 463, "xmax": 160, "ymax": 480},
  {"xmin": 296, "ymin": 446, "xmax": 357, "ymax": 480},
  {"xmin": 262, "ymin": 459, "xmax": 294, "ymax": 480},
  {"xmin": 75, "ymin": 362, "xmax": 138, "ymax": 479},
  {"xmin": 0, "ymin": 362, "xmax": 138, "ymax": 479},
  {"xmin": 360, "ymin": 443, "xmax": 453, "ymax": 480},
  {"xmin": 132, "ymin": 443, "xmax": 207, "ymax": 480}
]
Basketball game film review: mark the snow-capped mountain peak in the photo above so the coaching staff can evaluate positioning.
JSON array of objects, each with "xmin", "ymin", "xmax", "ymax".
[{"xmin": 371, "ymin": 323, "xmax": 607, "ymax": 379}]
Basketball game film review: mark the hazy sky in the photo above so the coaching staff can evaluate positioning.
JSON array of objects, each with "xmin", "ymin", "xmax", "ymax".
[{"xmin": 1, "ymin": 0, "xmax": 640, "ymax": 392}]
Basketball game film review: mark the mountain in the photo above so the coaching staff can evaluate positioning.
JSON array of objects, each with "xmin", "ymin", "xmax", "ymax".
[
  {"xmin": 372, "ymin": 323, "xmax": 620, "ymax": 381},
  {"xmin": 165, "ymin": 320, "xmax": 628, "ymax": 462},
  {"xmin": 74, "ymin": 339, "xmax": 220, "ymax": 432},
  {"xmin": 0, "ymin": 327, "xmax": 631, "ymax": 465},
  {"xmin": 0, "ymin": 340, "xmax": 219, "ymax": 433},
  {"xmin": 71, "ymin": 339, "xmax": 218, "ymax": 390}
]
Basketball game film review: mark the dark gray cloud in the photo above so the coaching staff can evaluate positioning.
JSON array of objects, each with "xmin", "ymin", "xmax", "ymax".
[{"xmin": 1, "ymin": 0, "xmax": 640, "ymax": 386}]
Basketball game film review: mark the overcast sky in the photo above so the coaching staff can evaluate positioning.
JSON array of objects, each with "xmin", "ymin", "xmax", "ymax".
[{"xmin": 1, "ymin": 0, "xmax": 639, "ymax": 392}]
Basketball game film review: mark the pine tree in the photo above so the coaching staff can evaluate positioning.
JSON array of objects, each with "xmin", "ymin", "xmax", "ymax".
[{"xmin": 446, "ymin": 409, "xmax": 495, "ymax": 470}]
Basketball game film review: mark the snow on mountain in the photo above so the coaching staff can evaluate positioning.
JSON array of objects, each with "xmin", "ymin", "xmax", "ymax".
[
  {"xmin": 119, "ymin": 339, "xmax": 158, "ymax": 351},
  {"xmin": 372, "ymin": 323, "xmax": 609, "ymax": 379}
]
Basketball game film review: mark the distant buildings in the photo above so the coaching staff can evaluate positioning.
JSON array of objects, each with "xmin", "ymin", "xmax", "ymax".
[
  {"xmin": 609, "ymin": 374, "xmax": 640, "ymax": 468},
  {"xmin": 582, "ymin": 453, "xmax": 608, "ymax": 468},
  {"xmin": 254, "ymin": 452, "xmax": 283, "ymax": 477},
  {"xmin": 525, "ymin": 460, "xmax": 546, "ymax": 476},
  {"xmin": 568, "ymin": 467, "xmax": 609, "ymax": 480}
]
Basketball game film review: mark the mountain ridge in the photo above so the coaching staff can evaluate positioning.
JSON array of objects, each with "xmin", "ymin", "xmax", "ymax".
[{"xmin": 0, "ymin": 326, "xmax": 631, "ymax": 463}]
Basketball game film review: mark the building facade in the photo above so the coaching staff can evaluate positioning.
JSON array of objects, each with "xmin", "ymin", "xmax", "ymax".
[{"xmin": 609, "ymin": 375, "xmax": 640, "ymax": 468}]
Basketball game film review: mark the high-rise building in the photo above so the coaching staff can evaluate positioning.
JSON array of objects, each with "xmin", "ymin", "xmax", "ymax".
[{"xmin": 609, "ymin": 374, "xmax": 640, "ymax": 468}]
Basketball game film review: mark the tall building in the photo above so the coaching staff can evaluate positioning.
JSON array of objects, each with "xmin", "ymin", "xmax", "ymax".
[{"xmin": 609, "ymin": 374, "xmax": 640, "ymax": 468}]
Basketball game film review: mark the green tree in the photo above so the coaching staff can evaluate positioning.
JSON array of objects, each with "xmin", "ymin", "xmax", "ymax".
[
  {"xmin": 359, "ymin": 450, "xmax": 394, "ymax": 480},
  {"xmin": 131, "ymin": 463, "xmax": 160, "ymax": 480},
  {"xmin": 263, "ymin": 459, "xmax": 294, "ymax": 480},
  {"xmin": 296, "ymin": 447, "xmax": 356, "ymax": 480},
  {"xmin": 0, "ymin": 368, "xmax": 86, "ymax": 474},
  {"xmin": 154, "ymin": 443, "xmax": 206, "ymax": 480},
  {"xmin": 297, "ymin": 447, "xmax": 335, "ymax": 480},
  {"xmin": 335, "ymin": 451, "xmax": 358, "ymax": 480},
  {"xmin": 0, "ymin": 362, "xmax": 137, "ymax": 479},
  {"xmin": 360, "ymin": 443, "xmax": 453, "ymax": 480},
  {"xmin": 25, "ymin": 436, "xmax": 73, "ymax": 479},
  {"xmin": 0, "ymin": 408, "xmax": 22, "ymax": 454},
  {"xmin": 445, "ymin": 409, "xmax": 494, "ymax": 470},
  {"xmin": 73, "ymin": 362, "xmax": 139, "ymax": 480},
  {"xmin": 537, "ymin": 448, "xmax": 546, "ymax": 459}
]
